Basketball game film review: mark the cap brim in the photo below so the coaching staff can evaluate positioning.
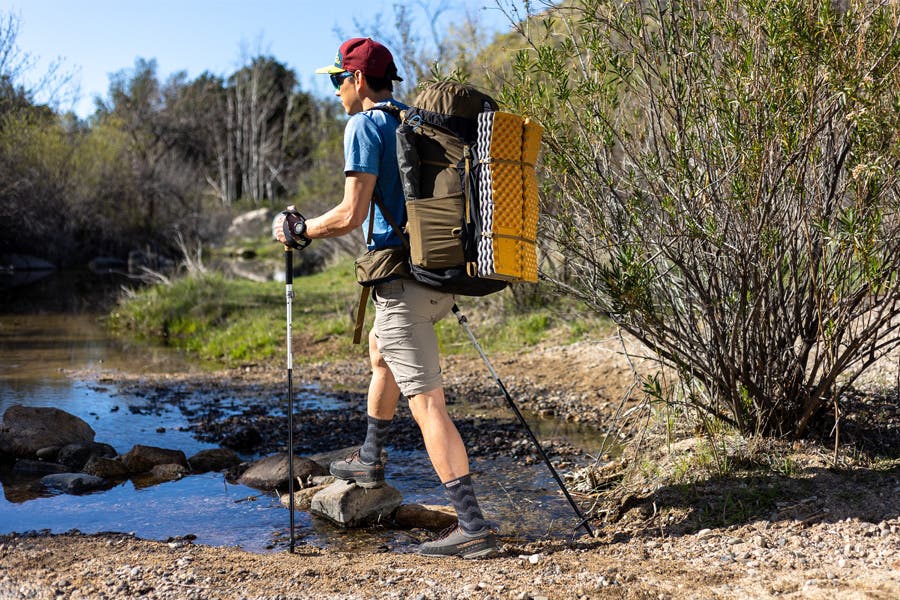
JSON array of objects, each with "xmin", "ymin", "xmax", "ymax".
[{"xmin": 315, "ymin": 65, "xmax": 345, "ymax": 74}]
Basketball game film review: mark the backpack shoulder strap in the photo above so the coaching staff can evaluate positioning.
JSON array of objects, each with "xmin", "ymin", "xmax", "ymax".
[{"xmin": 366, "ymin": 102, "xmax": 402, "ymax": 122}]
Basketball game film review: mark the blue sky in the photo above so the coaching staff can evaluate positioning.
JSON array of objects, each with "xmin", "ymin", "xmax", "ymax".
[{"xmin": 9, "ymin": 0, "xmax": 515, "ymax": 118}]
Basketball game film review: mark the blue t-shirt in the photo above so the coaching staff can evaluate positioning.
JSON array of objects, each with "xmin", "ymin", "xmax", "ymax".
[{"xmin": 344, "ymin": 100, "xmax": 408, "ymax": 250}]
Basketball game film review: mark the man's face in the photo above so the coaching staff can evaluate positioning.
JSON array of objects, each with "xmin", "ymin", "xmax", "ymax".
[{"xmin": 335, "ymin": 71, "xmax": 363, "ymax": 115}]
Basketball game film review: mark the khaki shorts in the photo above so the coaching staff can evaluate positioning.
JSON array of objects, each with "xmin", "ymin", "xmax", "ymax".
[{"xmin": 372, "ymin": 279, "xmax": 454, "ymax": 398}]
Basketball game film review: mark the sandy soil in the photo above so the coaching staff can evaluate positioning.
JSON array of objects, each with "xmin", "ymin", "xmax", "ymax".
[{"xmin": 2, "ymin": 334, "xmax": 899, "ymax": 599}]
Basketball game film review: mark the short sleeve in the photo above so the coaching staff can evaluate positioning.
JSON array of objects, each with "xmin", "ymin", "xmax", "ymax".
[{"xmin": 344, "ymin": 114, "xmax": 382, "ymax": 176}]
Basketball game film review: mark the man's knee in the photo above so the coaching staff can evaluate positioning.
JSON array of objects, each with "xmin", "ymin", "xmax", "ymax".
[{"xmin": 408, "ymin": 389, "xmax": 448, "ymax": 424}]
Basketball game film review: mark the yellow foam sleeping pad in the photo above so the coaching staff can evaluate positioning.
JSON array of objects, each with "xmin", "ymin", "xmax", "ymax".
[{"xmin": 476, "ymin": 111, "xmax": 542, "ymax": 283}]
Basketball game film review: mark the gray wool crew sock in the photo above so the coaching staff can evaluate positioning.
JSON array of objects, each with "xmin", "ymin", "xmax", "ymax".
[
  {"xmin": 358, "ymin": 415, "xmax": 392, "ymax": 464},
  {"xmin": 444, "ymin": 473, "xmax": 488, "ymax": 534}
]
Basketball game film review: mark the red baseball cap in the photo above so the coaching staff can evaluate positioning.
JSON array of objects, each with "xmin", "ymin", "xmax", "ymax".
[{"xmin": 315, "ymin": 38, "xmax": 403, "ymax": 81}]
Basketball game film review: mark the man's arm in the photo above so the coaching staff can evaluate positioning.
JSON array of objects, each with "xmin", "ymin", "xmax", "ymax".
[
  {"xmin": 273, "ymin": 172, "xmax": 375, "ymax": 244},
  {"xmin": 305, "ymin": 172, "xmax": 376, "ymax": 239}
]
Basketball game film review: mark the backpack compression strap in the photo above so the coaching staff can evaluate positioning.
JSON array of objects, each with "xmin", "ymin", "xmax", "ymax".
[{"xmin": 352, "ymin": 192, "xmax": 411, "ymax": 345}]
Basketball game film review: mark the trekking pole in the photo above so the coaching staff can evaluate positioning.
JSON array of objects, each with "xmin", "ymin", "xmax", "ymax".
[
  {"xmin": 451, "ymin": 304, "xmax": 594, "ymax": 538},
  {"xmin": 284, "ymin": 246, "xmax": 296, "ymax": 553}
]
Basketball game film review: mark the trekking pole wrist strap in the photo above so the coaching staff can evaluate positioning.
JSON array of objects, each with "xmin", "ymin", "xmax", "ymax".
[{"xmin": 282, "ymin": 209, "xmax": 311, "ymax": 250}]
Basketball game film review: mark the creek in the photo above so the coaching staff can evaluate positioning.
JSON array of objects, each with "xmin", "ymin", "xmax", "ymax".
[{"xmin": 0, "ymin": 272, "xmax": 607, "ymax": 553}]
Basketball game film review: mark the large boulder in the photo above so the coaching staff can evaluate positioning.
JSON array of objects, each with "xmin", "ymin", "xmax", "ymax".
[
  {"xmin": 120, "ymin": 445, "xmax": 188, "ymax": 474},
  {"xmin": 310, "ymin": 479, "xmax": 403, "ymax": 528},
  {"xmin": 237, "ymin": 453, "xmax": 327, "ymax": 491},
  {"xmin": 0, "ymin": 406, "xmax": 95, "ymax": 458},
  {"xmin": 188, "ymin": 448, "xmax": 241, "ymax": 473}
]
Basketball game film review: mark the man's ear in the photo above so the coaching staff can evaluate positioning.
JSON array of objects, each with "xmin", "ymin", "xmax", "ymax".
[{"xmin": 353, "ymin": 70, "xmax": 366, "ymax": 91}]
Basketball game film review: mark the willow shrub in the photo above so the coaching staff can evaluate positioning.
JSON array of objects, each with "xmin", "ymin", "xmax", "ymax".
[{"xmin": 501, "ymin": 0, "xmax": 900, "ymax": 436}]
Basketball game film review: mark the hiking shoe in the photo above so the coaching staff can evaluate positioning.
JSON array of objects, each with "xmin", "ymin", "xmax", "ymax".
[
  {"xmin": 418, "ymin": 525, "xmax": 499, "ymax": 559},
  {"xmin": 329, "ymin": 449, "xmax": 384, "ymax": 488}
]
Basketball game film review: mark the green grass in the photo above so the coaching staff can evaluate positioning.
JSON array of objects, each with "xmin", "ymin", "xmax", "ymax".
[{"xmin": 108, "ymin": 257, "xmax": 610, "ymax": 368}]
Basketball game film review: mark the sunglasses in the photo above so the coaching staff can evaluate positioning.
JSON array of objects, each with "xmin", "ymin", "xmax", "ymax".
[{"xmin": 330, "ymin": 71, "xmax": 353, "ymax": 89}]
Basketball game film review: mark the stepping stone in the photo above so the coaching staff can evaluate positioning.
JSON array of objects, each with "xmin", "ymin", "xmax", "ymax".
[{"xmin": 310, "ymin": 479, "xmax": 402, "ymax": 527}]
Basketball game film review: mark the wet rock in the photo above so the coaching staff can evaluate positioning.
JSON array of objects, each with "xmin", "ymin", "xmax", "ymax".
[
  {"xmin": 120, "ymin": 445, "xmax": 188, "ymax": 474},
  {"xmin": 187, "ymin": 448, "xmax": 241, "ymax": 473},
  {"xmin": 393, "ymin": 504, "xmax": 458, "ymax": 531},
  {"xmin": 309, "ymin": 479, "xmax": 403, "ymax": 528},
  {"xmin": 150, "ymin": 463, "xmax": 189, "ymax": 481},
  {"xmin": 0, "ymin": 405, "xmax": 95, "ymax": 457},
  {"xmin": 82, "ymin": 456, "xmax": 129, "ymax": 479},
  {"xmin": 40, "ymin": 473, "xmax": 108, "ymax": 494},
  {"xmin": 57, "ymin": 442, "xmax": 117, "ymax": 471},
  {"xmin": 279, "ymin": 484, "xmax": 329, "ymax": 511},
  {"xmin": 237, "ymin": 453, "xmax": 327, "ymax": 491},
  {"xmin": 220, "ymin": 426, "xmax": 262, "ymax": 451},
  {"xmin": 35, "ymin": 446, "xmax": 61, "ymax": 461},
  {"xmin": 13, "ymin": 459, "xmax": 69, "ymax": 475}
]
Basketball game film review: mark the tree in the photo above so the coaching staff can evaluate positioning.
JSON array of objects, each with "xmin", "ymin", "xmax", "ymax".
[
  {"xmin": 226, "ymin": 56, "xmax": 313, "ymax": 204},
  {"xmin": 501, "ymin": 0, "xmax": 900, "ymax": 437}
]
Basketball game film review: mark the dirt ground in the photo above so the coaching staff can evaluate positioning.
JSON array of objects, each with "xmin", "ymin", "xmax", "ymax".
[{"xmin": 2, "ymin": 333, "xmax": 899, "ymax": 599}]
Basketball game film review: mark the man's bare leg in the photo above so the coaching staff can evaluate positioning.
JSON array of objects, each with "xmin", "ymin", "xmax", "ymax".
[
  {"xmin": 408, "ymin": 387, "xmax": 469, "ymax": 481},
  {"xmin": 357, "ymin": 329, "xmax": 400, "ymax": 464},
  {"xmin": 367, "ymin": 328, "xmax": 401, "ymax": 419},
  {"xmin": 409, "ymin": 387, "xmax": 490, "ymax": 537},
  {"xmin": 330, "ymin": 330, "xmax": 400, "ymax": 485}
]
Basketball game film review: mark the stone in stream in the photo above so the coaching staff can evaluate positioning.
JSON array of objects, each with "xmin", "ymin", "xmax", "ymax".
[
  {"xmin": 150, "ymin": 463, "xmax": 190, "ymax": 481},
  {"xmin": 40, "ymin": 473, "xmax": 109, "ymax": 494},
  {"xmin": 0, "ymin": 405, "xmax": 95, "ymax": 458},
  {"xmin": 120, "ymin": 445, "xmax": 189, "ymax": 474},
  {"xmin": 309, "ymin": 479, "xmax": 403, "ymax": 528},
  {"xmin": 237, "ymin": 452, "xmax": 327, "ymax": 491},
  {"xmin": 56, "ymin": 441, "xmax": 117, "ymax": 471},
  {"xmin": 187, "ymin": 448, "xmax": 241, "ymax": 473},
  {"xmin": 35, "ymin": 446, "xmax": 61, "ymax": 461},
  {"xmin": 280, "ymin": 484, "xmax": 330, "ymax": 511},
  {"xmin": 82, "ymin": 456, "xmax": 129, "ymax": 479},
  {"xmin": 393, "ymin": 504, "xmax": 458, "ymax": 531}
]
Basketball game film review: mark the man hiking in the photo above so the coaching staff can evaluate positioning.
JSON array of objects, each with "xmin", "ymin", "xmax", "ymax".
[{"xmin": 274, "ymin": 37, "xmax": 498, "ymax": 559}]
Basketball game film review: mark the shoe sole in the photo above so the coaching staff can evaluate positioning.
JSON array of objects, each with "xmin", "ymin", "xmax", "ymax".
[
  {"xmin": 354, "ymin": 479, "xmax": 384, "ymax": 489},
  {"xmin": 461, "ymin": 546, "xmax": 499, "ymax": 559},
  {"xmin": 419, "ymin": 539, "xmax": 499, "ymax": 559}
]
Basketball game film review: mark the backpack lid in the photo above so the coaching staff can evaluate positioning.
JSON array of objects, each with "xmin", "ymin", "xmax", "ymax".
[{"xmin": 413, "ymin": 81, "xmax": 498, "ymax": 120}]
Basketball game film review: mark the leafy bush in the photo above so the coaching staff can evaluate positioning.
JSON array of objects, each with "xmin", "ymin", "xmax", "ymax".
[{"xmin": 502, "ymin": 0, "xmax": 900, "ymax": 436}]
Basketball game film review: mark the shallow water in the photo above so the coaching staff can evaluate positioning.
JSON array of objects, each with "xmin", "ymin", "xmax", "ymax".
[{"xmin": 0, "ymin": 272, "xmax": 601, "ymax": 552}]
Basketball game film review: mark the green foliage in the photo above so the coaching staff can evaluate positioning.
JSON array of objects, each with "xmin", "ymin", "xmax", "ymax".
[
  {"xmin": 109, "ymin": 256, "xmax": 607, "ymax": 367},
  {"xmin": 501, "ymin": 0, "xmax": 900, "ymax": 437},
  {"xmin": 108, "ymin": 260, "xmax": 365, "ymax": 366}
]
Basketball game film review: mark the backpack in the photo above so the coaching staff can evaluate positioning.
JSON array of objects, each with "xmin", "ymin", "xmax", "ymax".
[
  {"xmin": 352, "ymin": 84, "xmax": 542, "ymax": 342},
  {"xmin": 395, "ymin": 81, "xmax": 542, "ymax": 294}
]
